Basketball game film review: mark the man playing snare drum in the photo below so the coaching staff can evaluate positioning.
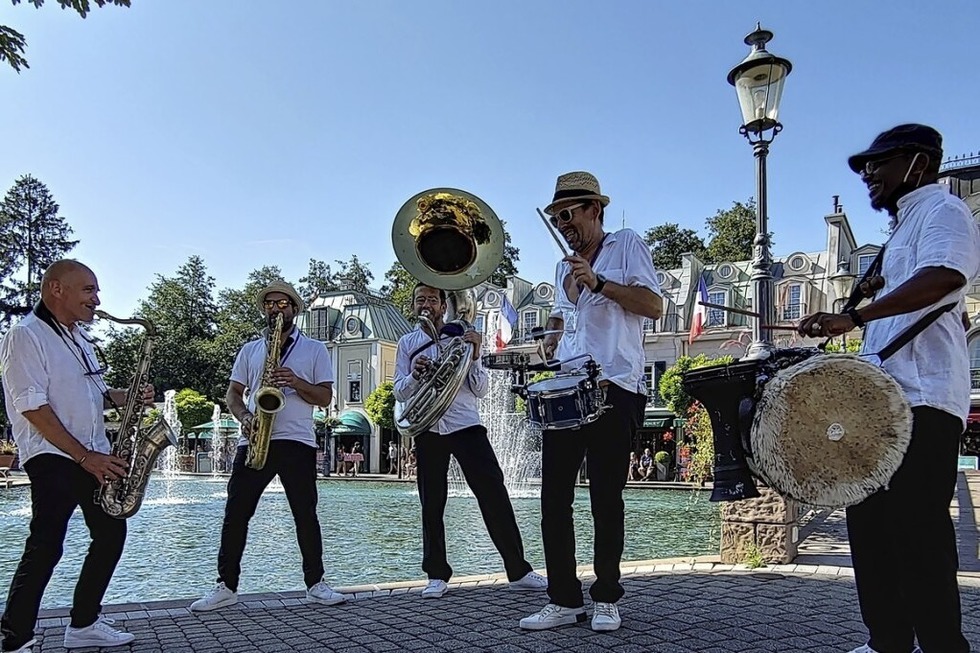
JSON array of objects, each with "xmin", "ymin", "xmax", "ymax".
[
  {"xmin": 520, "ymin": 172, "xmax": 662, "ymax": 633},
  {"xmin": 800, "ymin": 124, "xmax": 979, "ymax": 653}
]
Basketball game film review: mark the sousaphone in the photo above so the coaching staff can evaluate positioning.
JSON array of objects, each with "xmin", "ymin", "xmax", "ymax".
[{"xmin": 391, "ymin": 188, "xmax": 505, "ymax": 438}]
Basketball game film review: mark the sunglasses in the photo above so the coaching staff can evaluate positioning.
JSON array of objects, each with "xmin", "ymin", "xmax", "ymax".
[
  {"xmin": 549, "ymin": 203, "xmax": 585, "ymax": 228},
  {"xmin": 862, "ymin": 153, "xmax": 907, "ymax": 176},
  {"xmin": 263, "ymin": 299, "xmax": 295, "ymax": 309}
]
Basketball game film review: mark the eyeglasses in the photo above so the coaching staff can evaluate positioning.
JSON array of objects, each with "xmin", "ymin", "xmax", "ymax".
[
  {"xmin": 863, "ymin": 153, "xmax": 906, "ymax": 176},
  {"xmin": 549, "ymin": 203, "xmax": 585, "ymax": 228},
  {"xmin": 263, "ymin": 299, "xmax": 294, "ymax": 309}
]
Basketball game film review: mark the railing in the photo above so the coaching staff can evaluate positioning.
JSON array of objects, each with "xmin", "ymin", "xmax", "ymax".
[{"xmin": 941, "ymin": 154, "xmax": 980, "ymax": 172}]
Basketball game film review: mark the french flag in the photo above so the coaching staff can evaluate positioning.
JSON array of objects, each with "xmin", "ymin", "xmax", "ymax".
[
  {"xmin": 688, "ymin": 276, "xmax": 709, "ymax": 345},
  {"xmin": 495, "ymin": 295, "xmax": 518, "ymax": 351}
]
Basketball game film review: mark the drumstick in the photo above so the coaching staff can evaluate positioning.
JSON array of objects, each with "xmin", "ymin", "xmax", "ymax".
[
  {"xmin": 697, "ymin": 301, "xmax": 799, "ymax": 332},
  {"xmin": 536, "ymin": 208, "xmax": 569, "ymax": 257}
]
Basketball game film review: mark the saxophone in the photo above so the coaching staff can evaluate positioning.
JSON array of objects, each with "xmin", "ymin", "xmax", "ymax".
[
  {"xmin": 246, "ymin": 312, "xmax": 285, "ymax": 470},
  {"xmin": 95, "ymin": 310, "xmax": 178, "ymax": 519}
]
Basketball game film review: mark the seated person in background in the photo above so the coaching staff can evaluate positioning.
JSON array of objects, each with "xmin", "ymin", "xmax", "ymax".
[
  {"xmin": 638, "ymin": 448, "xmax": 653, "ymax": 481},
  {"xmin": 627, "ymin": 452, "xmax": 641, "ymax": 481}
]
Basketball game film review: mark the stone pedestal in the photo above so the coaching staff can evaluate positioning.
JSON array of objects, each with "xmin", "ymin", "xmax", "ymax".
[{"xmin": 720, "ymin": 486, "xmax": 799, "ymax": 564}]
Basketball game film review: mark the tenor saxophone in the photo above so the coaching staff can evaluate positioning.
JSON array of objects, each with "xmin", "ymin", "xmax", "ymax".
[
  {"xmin": 246, "ymin": 312, "xmax": 285, "ymax": 470},
  {"xmin": 95, "ymin": 310, "xmax": 178, "ymax": 519}
]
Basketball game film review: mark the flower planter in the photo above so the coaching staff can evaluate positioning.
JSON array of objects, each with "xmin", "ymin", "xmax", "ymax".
[{"xmin": 0, "ymin": 454, "xmax": 15, "ymax": 468}]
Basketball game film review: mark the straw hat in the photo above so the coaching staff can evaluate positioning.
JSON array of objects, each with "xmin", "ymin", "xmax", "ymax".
[
  {"xmin": 255, "ymin": 280, "xmax": 304, "ymax": 313},
  {"xmin": 543, "ymin": 171, "xmax": 611, "ymax": 216}
]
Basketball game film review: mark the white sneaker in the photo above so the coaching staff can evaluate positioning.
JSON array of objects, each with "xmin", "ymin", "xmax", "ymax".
[
  {"xmin": 307, "ymin": 581, "xmax": 347, "ymax": 605},
  {"xmin": 421, "ymin": 579, "xmax": 448, "ymax": 599},
  {"xmin": 5, "ymin": 638, "xmax": 36, "ymax": 653},
  {"xmin": 509, "ymin": 571, "xmax": 548, "ymax": 591},
  {"xmin": 189, "ymin": 581, "xmax": 238, "ymax": 612},
  {"xmin": 591, "ymin": 602, "xmax": 621, "ymax": 631},
  {"xmin": 519, "ymin": 603, "xmax": 587, "ymax": 630},
  {"xmin": 63, "ymin": 616, "xmax": 135, "ymax": 649},
  {"xmin": 847, "ymin": 647, "xmax": 921, "ymax": 653}
]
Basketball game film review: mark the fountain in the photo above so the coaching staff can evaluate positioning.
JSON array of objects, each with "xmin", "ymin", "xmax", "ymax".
[
  {"xmin": 447, "ymin": 369, "xmax": 540, "ymax": 498},
  {"xmin": 208, "ymin": 404, "xmax": 223, "ymax": 476},
  {"xmin": 160, "ymin": 389, "xmax": 181, "ymax": 479}
]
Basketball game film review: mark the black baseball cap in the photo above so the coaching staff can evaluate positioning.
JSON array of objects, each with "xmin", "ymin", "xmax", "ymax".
[{"xmin": 847, "ymin": 123, "xmax": 944, "ymax": 173}]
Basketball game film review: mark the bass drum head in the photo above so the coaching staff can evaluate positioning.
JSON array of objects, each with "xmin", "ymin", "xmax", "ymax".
[{"xmin": 750, "ymin": 354, "xmax": 912, "ymax": 508}]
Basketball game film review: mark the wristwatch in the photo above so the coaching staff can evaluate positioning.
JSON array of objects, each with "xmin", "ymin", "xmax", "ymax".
[
  {"xmin": 592, "ymin": 274, "xmax": 607, "ymax": 294},
  {"xmin": 845, "ymin": 306, "xmax": 865, "ymax": 328}
]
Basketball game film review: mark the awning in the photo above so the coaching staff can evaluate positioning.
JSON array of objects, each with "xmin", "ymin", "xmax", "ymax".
[
  {"xmin": 642, "ymin": 417, "xmax": 674, "ymax": 429},
  {"xmin": 332, "ymin": 411, "xmax": 372, "ymax": 436},
  {"xmin": 190, "ymin": 418, "xmax": 241, "ymax": 431}
]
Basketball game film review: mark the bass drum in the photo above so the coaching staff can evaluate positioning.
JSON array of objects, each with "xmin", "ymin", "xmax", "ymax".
[{"xmin": 749, "ymin": 354, "xmax": 912, "ymax": 508}]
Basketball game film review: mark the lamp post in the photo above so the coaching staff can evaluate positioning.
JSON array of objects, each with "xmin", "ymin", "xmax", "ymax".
[
  {"xmin": 829, "ymin": 261, "xmax": 857, "ymax": 350},
  {"xmin": 728, "ymin": 24, "xmax": 792, "ymax": 360}
]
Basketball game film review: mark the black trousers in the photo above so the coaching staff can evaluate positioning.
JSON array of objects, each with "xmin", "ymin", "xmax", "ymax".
[
  {"xmin": 847, "ymin": 406, "xmax": 971, "ymax": 653},
  {"xmin": 1, "ymin": 454, "xmax": 127, "ymax": 652},
  {"xmin": 541, "ymin": 383, "xmax": 645, "ymax": 608},
  {"xmin": 415, "ymin": 425, "xmax": 532, "ymax": 582},
  {"xmin": 217, "ymin": 440, "xmax": 324, "ymax": 592}
]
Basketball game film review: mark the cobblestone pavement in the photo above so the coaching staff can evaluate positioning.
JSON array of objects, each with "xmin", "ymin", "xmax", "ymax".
[{"xmin": 17, "ymin": 472, "xmax": 980, "ymax": 652}]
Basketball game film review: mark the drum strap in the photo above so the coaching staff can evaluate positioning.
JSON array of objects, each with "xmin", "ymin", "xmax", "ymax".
[{"xmin": 875, "ymin": 300, "xmax": 957, "ymax": 362}]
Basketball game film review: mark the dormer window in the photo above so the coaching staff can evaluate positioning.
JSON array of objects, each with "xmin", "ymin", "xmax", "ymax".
[
  {"xmin": 858, "ymin": 254, "xmax": 876, "ymax": 276},
  {"xmin": 706, "ymin": 290, "xmax": 727, "ymax": 327}
]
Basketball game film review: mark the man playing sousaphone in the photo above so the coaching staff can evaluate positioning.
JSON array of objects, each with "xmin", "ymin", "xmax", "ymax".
[
  {"xmin": 393, "ymin": 282, "xmax": 546, "ymax": 599},
  {"xmin": 520, "ymin": 172, "xmax": 662, "ymax": 633},
  {"xmin": 799, "ymin": 124, "xmax": 979, "ymax": 653}
]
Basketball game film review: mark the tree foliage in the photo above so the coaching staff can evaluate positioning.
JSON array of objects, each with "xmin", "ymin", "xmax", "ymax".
[
  {"xmin": 174, "ymin": 388, "xmax": 214, "ymax": 435},
  {"xmin": 658, "ymin": 353, "xmax": 733, "ymax": 417},
  {"xmin": 0, "ymin": 174, "xmax": 78, "ymax": 330},
  {"xmin": 364, "ymin": 381, "xmax": 395, "ymax": 431},
  {"xmin": 379, "ymin": 261, "xmax": 416, "ymax": 321},
  {"xmin": 644, "ymin": 223, "xmax": 707, "ymax": 271},
  {"xmin": 704, "ymin": 199, "xmax": 765, "ymax": 264},
  {"xmin": 489, "ymin": 220, "xmax": 521, "ymax": 287},
  {"xmin": 102, "ymin": 256, "xmax": 223, "ymax": 401},
  {"xmin": 2, "ymin": 0, "xmax": 131, "ymax": 73},
  {"xmin": 333, "ymin": 254, "xmax": 374, "ymax": 293}
]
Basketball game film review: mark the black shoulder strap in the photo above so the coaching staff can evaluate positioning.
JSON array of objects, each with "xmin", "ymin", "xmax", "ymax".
[{"xmin": 875, "ymin": 301, "xmax": 958, "ymax": 362}]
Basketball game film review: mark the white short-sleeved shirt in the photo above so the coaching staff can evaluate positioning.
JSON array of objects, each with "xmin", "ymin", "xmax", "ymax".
[
  {"xmin": 393, "ymin": 327, "xmax": 488, "ymax": 435},
  {"xmin": 230, "ymin": 328, "xmax": 334, "ymax": 447},
  {"xmin": 861, "ymin": 184, "xmax": 980, "ymax": 428},
  {"xmin": 549, "ymin": 228, "xmax": 662, "ymax": 394},
  {"xmin": 0, "ymin": 312, "xmax": 111, "ymax": 465}
]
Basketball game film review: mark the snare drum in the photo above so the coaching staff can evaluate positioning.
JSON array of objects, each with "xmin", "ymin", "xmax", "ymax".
[{"xmin": 524, "ymin": 374, "xmax": 606, "ymax": 431}]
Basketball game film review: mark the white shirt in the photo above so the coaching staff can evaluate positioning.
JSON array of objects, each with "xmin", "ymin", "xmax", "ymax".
[
  {"xmin": 861, "ymin": 184, "xmax": 980, "ymax": 428},
  {"xmin": 550, "ymin": 228, "xmax": 662, "ymax": 394},
  {"xmin": 1, "ymin": 312, "xmax": 111, "ymax": 465},
  {"xmin": 393, "ymin": 327, "xmax": 488, "ymax": 435},
  {"xmin": 230, "ymin": 328, "xmax": 334, "ymax": 447}
]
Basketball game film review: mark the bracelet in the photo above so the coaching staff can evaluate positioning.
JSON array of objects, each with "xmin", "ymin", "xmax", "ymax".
[
  {"xmin": 845, "ymin": 306, "xmax": 865, "ymax": 328},
  {"xmin": 78, "ymin": 454, "xmax": 88, "ymax": 466}
]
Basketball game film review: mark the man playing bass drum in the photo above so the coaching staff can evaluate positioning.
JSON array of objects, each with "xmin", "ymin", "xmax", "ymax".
[{"xmin": 520, "ymin": 172, "xmax": 662, "ymax": 633}]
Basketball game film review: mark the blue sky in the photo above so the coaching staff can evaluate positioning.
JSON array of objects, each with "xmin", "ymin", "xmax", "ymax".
[{"xmin": 1, "ymin": 0, "xmax": 977, "ymax": 317}]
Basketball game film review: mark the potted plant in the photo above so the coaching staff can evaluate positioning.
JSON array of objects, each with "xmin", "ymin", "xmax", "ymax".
[
  {"xmin": 0, "ymin": 440, "xmax": 17, "ymax": 468},
  {"xmin": 654, "ymin": 450, "xmax": 671, "ymax": 481}
]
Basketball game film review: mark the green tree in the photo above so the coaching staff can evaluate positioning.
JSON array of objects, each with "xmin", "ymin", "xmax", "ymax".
[
  {"xmin": 0, "ymin": 376, "xmax": 9, "ymax": 432},
  {"xmin": 174, "ymin": 388, "xmax": 214, "ymax": 435},
  {"xmin": 823, "ymin": 337, "xmax": 862, "ymax": 353},
  {"xmin": 102, "ymin": 256, "xmax": 223, "ymax": 401},
  {"xmin": 658, "ymin": 354, "xmax": 733, "ymax": 417},
  {"xmin": 643, "ymin": 223, "xmax": 707, "ymax": 270},
  {"xmin": 364, "ymin": 381, "xmax": 395, "ymax": 431},
  {"xmin": 0, "ymin": 174, "xmax": 78, "ymax": 329},
  {"xmin": 704, "ymin": 199, "xmax": 768, "ymax": 264},
  {"xmin": 379, "ymin": 261, "xmax": 416, "ymax": 321},
  {"xmin": 488, "ymin": 220, "xmax": 521, "ymax": 288},
  {"xmin": 333, "ymin": 254, "xmax": 374, "ymax": 292},
  {"xmin": 297, "ymin": 258, "xmax": 334, "ymax": 303},
  {"xmin": 2, "ymin": 0, "xmax": 131, "ymax": 73}
]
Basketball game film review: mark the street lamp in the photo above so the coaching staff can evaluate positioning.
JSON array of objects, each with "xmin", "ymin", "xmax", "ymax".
[
  {"xmin": 829, "ymin": 260, "xmax": 856, "ymax": 350},
  {"xmin": 728, "ymin": 23, "xmax": 792, "ymax": 360}
]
